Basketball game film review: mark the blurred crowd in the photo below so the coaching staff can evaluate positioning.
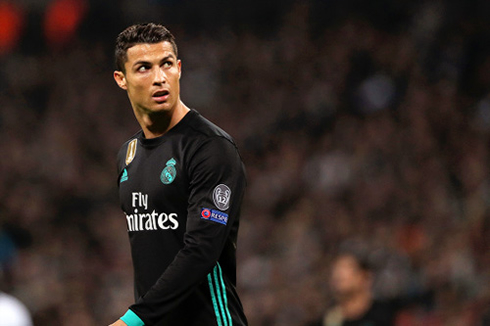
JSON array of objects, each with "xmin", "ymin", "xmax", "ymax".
[{"xmin": 1, "ymin": 0, "xmax": 490, "ymax": 325}]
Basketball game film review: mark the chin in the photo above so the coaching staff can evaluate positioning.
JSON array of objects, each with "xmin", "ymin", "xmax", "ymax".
[{"xmin": 148, "ymin": 103, "xmax": 173, "ymax": 113}]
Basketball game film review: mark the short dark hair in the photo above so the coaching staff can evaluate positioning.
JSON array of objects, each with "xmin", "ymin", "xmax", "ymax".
[
  {"xmin": 337, "ymin": 251, "xmax": 373, "ymax": 273},
  {"xmin": 114, "ymin": 23, "xmax": 178, "ymax": 73}
]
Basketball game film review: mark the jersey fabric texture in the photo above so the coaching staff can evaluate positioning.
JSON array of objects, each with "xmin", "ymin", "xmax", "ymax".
[{"xmin": 116, "ymin": 109, "xmax": 248, "ymax": 326}]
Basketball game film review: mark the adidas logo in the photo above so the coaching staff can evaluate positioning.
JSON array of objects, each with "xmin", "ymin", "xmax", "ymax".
[{"xmin": 120, "ymin": 168, "xmax": 128, "ymax": 183}]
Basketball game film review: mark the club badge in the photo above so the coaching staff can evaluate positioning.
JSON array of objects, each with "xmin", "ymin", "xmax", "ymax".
[{"xmin": 161, "ymin": 158, "xmax": 177, "ymax": 184}]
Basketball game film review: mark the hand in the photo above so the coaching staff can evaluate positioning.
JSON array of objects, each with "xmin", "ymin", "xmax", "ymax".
[{"xmin": 109, "ymin": 320, "xmax": 128, "ymax": 326}]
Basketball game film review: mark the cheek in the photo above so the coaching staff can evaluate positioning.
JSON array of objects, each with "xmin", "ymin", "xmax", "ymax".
[
  {"xmin": 171, "ymin": 75, "xmax": 180, "ymax": 91},
  {"xmin": 170, "ymin": 69, "xmax": 181, "ymax": 85},
  {"xmin": 127, "ymin": 79, "xmax": 150, "ymax": 95}
]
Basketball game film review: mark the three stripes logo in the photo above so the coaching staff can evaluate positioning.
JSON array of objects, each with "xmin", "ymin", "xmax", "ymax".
[
  {"xmin": 120, "ymin": 168, "xmax": 128, "ymax": 183},
  {"xmin": 207, "ymin": 263, "xmax": 232, "ymax": 326}
]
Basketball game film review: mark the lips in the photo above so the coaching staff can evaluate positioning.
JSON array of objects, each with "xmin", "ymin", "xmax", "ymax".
[{"xmin": 152, "ymin": 90, "xmax": 170, "ymax": 102}]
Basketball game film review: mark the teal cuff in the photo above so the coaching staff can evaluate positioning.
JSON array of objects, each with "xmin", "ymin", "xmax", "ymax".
[{"xmin": 120, "ymin": 309, "xmax": 145, "ymax": 326}]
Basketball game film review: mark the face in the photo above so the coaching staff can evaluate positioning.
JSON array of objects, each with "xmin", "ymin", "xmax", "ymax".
[
  {"xmin": 330, "ymin": 255, "xmax": 371, "ymax": 297},
  {"xmin": 114, "ymin": 41, "xmax": 181, "ymax": 115}
]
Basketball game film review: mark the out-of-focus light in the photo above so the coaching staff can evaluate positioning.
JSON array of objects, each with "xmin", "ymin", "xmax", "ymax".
[
  {"xmin": 0, "ymin": 1, "xmax": 24, "ymax": 55},
  {"xmin": 44, "ymin": 0, "xmax": 88, "ymax": 48}
]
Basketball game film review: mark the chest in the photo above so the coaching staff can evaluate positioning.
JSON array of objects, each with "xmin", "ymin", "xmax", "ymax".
[{"xmin": 119, "ymin": 143, "xmax": 189, "ymax": 215}]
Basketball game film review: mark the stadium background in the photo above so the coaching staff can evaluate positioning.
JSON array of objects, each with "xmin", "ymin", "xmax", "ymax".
[{"xmin": 1, "ymin": 0, "xmax": 490, "ymax": 324}]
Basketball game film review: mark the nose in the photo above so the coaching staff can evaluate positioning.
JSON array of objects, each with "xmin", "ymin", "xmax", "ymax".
[{"xmin": 153, "ymin": 67, "xmax": 166, "ymax": 84}]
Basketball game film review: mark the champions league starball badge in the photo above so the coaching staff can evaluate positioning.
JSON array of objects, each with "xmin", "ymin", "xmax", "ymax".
[
  {"xmin": 161, "ymin": 158, "xmax": 177, "ymax": 184},
  {"xmin": 213, "ymin": 184, "xmax": 231, "ymax": 210}
]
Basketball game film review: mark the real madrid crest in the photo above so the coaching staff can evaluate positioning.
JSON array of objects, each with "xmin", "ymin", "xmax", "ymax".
[{"xmin": 161, "ymin": 158, "xmax": 177, "ymax": 184}]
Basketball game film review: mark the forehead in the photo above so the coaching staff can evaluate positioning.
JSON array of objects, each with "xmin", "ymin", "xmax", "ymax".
[
  {"xmin": 126, "ymin": 41, "xmax": 176, "ymax": 63},
  {"xmin": 334, "ymin": 256, "xmax": 359, "ymax": 271}
]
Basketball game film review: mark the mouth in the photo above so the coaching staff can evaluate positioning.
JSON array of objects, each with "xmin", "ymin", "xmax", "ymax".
[{"xmin": 152, "ymin": 90, "xmax": 170, "ymax": 102}]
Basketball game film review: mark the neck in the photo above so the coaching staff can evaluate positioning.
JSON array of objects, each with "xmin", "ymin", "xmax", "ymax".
[
  {"xmin": 135, "ymin": 101, "xmax": 190, "ymax": 139},
  {"xmin": 338, "ymin": 290, "xmax": 372, "ymax": 320}
]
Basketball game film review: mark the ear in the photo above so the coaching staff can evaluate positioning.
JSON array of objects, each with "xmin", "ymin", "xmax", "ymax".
[
  {"xmin": 178, "ymin": 60, "xmax": 182, "ymax": 79},
  {"xmin": 114, "ymin": 70, "xmax": 127, "ymax": 90}
]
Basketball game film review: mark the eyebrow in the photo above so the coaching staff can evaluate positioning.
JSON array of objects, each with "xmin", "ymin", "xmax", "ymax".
[{"xmin": 133, "ymin": 54, "xmax": 176, "ymax": 68}]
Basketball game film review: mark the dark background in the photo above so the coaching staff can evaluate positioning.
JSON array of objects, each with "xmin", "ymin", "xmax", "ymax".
[{"xmin": 1, "ymin": 0, "xmax": 490, "ymax": 324}]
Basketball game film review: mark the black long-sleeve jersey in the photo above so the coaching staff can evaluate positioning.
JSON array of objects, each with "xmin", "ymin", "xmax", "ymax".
[{"xmin": 116, "ymin": 109, "xmax": 248, "ymax": 326}]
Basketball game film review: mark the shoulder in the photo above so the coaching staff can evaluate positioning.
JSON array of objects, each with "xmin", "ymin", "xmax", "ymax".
[
  {"xmin": 116, "ymin": 130, "xmax": 142, "ymax": 170},
  {"xmin": 182, "ymin": 112, "xmax": 245, "ymax": 176},
  {"xmin": 181, "ymin": 110, "xmax": 242, "ymax": 164},
  {"xmin": 363, "ymin": 299, "xmax": 399, "ymax": 323},
  {"xmin": 118, "ymin": 130, "xmax": 141, "ymax": 153},
  {"xmin": 185, "ymin": 110, "xmax": 236, "ymax": 147},
  {"xmin": 371, "ymin": 298, "xmax": 400, "ymax": 311}
]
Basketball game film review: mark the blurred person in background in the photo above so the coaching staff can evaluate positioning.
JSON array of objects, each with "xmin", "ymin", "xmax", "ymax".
[
  {"xmin": 0, "ymin": 226, "xmax": 33, "ymax": 326},
  {"xmin": 308, "ymin": 252, "xmax": 432, "ymax": 326},
  {"xmin": 109, "ymin": 23, "xmax": 247, "ymax": 326},
  {"xmin": 0, "ymin": 291, "xmax": 33, "ymax": 326},
  {"xmin": 310, "ymin": 252, "xmax": 397, "ymax": 326}
]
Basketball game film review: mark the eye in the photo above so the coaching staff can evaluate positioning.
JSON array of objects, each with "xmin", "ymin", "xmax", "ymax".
[
  {"xmin": 163, "ymin": 61, "xmax": 173, "ymax": 68},
  {"xmin": 137, "ymin": 65, "xmax": 150, "ymax": 72}
]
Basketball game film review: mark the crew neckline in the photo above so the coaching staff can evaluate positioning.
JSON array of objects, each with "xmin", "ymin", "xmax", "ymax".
[{"xmin": 138, "ymin": 109, "xmax": 197, "ymax": 147}]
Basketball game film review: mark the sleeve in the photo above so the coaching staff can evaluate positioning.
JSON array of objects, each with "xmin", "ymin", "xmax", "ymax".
[
  {"xmin": 124, "ymin": 137, "xmax": 246, "ymax": 325},
  {"xmin": 116, "ymin": 145, "xmax": 126, "ymax": 185}
]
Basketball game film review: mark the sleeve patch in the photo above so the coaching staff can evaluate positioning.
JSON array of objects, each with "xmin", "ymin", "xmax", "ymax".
[
  {"xmin": 213, "ymin": 184, "xmax": 231, "ymax": 210},
  {"xmin": 125, "ymin": 139, "xmax": 138, "ymax": 165},
  {"xmin": 201, "ymin": 208, "xmax": 228, "ymax": 225}
]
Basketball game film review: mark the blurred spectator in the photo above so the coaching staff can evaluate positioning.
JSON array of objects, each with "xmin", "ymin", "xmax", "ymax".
[
  {"xmin": 0, "ymin": 292, "xmax": 33, "ymax": 326},
  {"xmin": 0, "ymin": 225, "xmax": 33, "ymax": 326},
  {"xmin": 307, "ymin": 251, "xmax": 432, "ymax": 326}
]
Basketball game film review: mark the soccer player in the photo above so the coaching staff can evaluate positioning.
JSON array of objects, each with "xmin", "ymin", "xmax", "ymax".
[{"xmin": 109, "ymin": 23, "xmax": 248, "ymax": 326}]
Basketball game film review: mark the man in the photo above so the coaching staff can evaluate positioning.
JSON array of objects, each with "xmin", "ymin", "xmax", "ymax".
[
  {"xmin": 309, "ymin": 252, "xmax": 432, "ymax": 326},
  {"xmin": 308, "ymin": 253, "xmax": 398, "ymax": 326},
  {"xmin": 109, "ymin": 23, "xmax": 248, "ymax": 326}
]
